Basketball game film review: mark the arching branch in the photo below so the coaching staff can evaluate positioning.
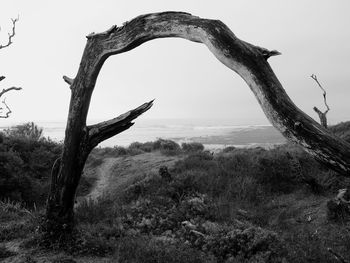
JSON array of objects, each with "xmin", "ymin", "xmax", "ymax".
[
  {"xmin": 46, "ymin": 11, "xmax": 350, "ymax": 236},
  {"xmin": 71, "ymin": 11, "xmax": 347, "ymax": 175}
]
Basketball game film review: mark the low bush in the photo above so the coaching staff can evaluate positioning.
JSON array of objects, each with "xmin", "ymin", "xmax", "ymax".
[
  {"xmin": 115, "ymin": 236, "xmax": 215, "ymax": 263},
  {"xmin": 181, "ymin": 142, "xmax": 204, "ymax": 153},
  {"xmin": 0, "ymin": 124, "xmax": 61, "ymax": 206},
  {"xmin": 153, "ymin": 139, "xmax": 182, "ymax": 155}
]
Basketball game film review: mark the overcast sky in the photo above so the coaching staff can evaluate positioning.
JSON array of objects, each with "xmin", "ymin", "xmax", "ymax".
[{"xmin": 0, "ymin": 0, "xmax": 349, "ymax": 126}]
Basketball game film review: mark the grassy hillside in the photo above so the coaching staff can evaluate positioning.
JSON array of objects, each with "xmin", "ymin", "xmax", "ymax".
[{"xmin": 1, "ymin": 122, "xmax": 350, "ymax": 262}]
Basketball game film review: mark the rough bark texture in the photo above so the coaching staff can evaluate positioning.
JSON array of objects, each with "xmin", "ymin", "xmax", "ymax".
[
  {"xmin": 46, "ymin": 11, "xmax": 350, "ymax": 233},
  {"xmin": 313, "ymin": 106, "xmax": 328, "ymax": 128}
]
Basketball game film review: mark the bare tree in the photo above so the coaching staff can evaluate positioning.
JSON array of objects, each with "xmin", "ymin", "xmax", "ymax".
[
  {"xmin": 311, "ymin": 74, "xmax": 330, "ymax": 128},
  {"xmin": 46, "ymin": 11, "xmax": 350, "ymax": 235},
  {"xmin": 0, "ymin": 17, "xmax": 22, "ymax": 118}
]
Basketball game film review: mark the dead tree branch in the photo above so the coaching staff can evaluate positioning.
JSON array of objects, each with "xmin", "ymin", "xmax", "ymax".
[
  {"xmin": 0, "ymin": 87, "xmax": 22, "ymax": 118},
  {"xmin": 0, "ymin": 99, "xmax": 12, "ymax": 118},
  {"xmin": 0, "ymin": 87, "xmax": 22, "ymax": 98},
  {"xmin": 0, "ymin": 17, "xmax": 19, "ymax": 50},
  {"xmin": 87, "ymin": 100, "xmax": 154, "ymax": 149},
  {"xmin": 46, "ymin": 11, "xmax": 350, "ymax": 235},
  {"xmin": 311, "ymin": 74, "xmax": 330, "ymax": 128},
  {"xmin": 0, "ymin": 17, "xmax": 21, "ymax": 118}
]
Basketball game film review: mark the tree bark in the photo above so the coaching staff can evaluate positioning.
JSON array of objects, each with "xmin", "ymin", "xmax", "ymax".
[
  {"xmin": 313, "ymin": 106, "xmax": 328, "ymax": 128},
  {"xmin": 46, "ymin": 11, "xmax": 350, "ymax": 234},
  {"xmin": 46, "ymin": 101, "xmax": 153, "ymax": 233}
]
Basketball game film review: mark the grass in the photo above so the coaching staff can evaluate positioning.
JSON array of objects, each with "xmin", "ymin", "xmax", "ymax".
[
  {"xmin": 0, "ymin": 245, "xmax": 16, "ymax": 260},
  {"xmin": 0, "ymin": 199, "xmax": 38, "ymax": 243},
  {"xmin": 70, "ymin": 141, "xmax": 350, "ymax": 262}
]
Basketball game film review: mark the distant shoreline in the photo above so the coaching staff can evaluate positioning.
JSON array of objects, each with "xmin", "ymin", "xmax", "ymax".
[{"xmin": 0, "ymin": 120, "xmax": 285, "ymax": 149}]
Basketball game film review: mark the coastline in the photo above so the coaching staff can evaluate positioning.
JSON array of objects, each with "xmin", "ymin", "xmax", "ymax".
[{"xmin": 0, "ymin": 120, "xmax": 286, "ymax": 149}]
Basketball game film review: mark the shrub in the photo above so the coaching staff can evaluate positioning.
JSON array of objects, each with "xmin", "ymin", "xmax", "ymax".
[
  {"xmin": 181, "ymin": 142, "xmax": 204, "ymax": 153},
  {"xmin": 0, "ymin": 126, "xmax": 61, "ymax": 206},
  {"xmin": 4, "ymin": 122, "xmax": 43, "ymax": 142},
  {"xmin": 173, "ymin": 151, "xmax": 215, "ymax": 173},
  {"xmin": 114, "ymin": 236, "xmax": 215, "ymax": 263},
  {"xmin": 153, "ymin": 139, "xmax": 181, "ymax": 156},
  {"xmin": 129, "ymin": 141, "xmax": 154, "ymax": 153}
]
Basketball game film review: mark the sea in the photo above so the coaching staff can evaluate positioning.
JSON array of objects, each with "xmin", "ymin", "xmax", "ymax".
[{"xmin": 0, "ymin": 119, "xmax": 286, "ymax": 150}]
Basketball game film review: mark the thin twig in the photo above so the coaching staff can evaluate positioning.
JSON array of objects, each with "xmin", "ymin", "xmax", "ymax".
[
  {"xmin": 0, "ymin": 98, "xmax": 12, "ymax": 118},
  {"xmin": 0, "ymin": 87, "xmax": 22, "ymax": 118},
  {"xmin": 0, "ymin": 87, "xmax": 22, "ymax": 98},
  {"xmin": 311, "ymin": 74, "xmax": 330, "ymax": 114},
  {"xmin": 0, "ymin": 16, "xmax": 19, "ymax": 49}
]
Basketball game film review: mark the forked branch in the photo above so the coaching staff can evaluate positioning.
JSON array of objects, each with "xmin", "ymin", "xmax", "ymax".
[
  {"xmin": 1, "ymin": 17, "xmax": 21, "ymax": 118},
  {"xmin": 311, "ymin": 74, "xmax": 330, "ymax": 128},
  {"xmin": 311, "ymin": 74, "xmax": 330, "ymax": 112}
]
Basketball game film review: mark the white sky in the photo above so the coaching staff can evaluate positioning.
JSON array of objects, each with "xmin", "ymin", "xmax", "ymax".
[{"xmin": 0, "ymin": 0, "xmax": 349, "ymax": 126}]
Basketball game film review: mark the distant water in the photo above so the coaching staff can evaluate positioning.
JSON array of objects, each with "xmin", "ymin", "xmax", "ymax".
[{"xmin": 0, "ymin": 119, "xmax": 286, "ymax": 150}]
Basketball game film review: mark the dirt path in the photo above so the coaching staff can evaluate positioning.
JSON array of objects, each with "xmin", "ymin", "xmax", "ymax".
[{"xmin": 85, "ymin": 152, "xmax": 182, "ymax": 201}]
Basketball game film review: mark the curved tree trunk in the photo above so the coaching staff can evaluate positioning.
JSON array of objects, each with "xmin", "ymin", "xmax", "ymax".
[{"xmin": 46, "ymin": 11, "xmax": 350, "ymax": 234}]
